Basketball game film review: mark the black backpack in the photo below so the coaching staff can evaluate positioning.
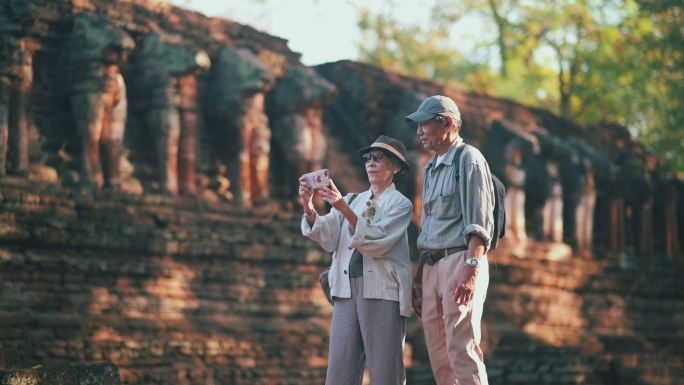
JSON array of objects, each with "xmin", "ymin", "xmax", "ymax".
[{"xmin": 454, "ymin": 145, "xmax": 506, "ymax": 250}]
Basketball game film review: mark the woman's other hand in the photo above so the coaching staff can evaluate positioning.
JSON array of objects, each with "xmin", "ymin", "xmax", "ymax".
[{"xmin": 319, "ymin": 179, "xmax": 344, "ymax": 208}]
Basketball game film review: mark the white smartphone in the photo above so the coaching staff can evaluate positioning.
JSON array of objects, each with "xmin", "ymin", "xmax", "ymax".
[{"xmin": 302, "ymin": 169, "xmax": 330, "ymax": 189}]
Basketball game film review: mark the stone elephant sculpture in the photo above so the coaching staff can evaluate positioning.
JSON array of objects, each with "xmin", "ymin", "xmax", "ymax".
[
  {"xmin": 62, "ymin": 12, "xmax": 134, "ymax": 189},
  {"xmin": 205, "ymin": 46, "xmax": 274, "ymax": 206},
  {"xmin": 268, "ymin": 66, "xmax": 336, "ymax": 200},
  {"xmin": 0, "ymin": 0, "xmax": 36, "ymax": 177},
  {"xmin": 130, "ymin": 31, "xmax": 210, "ymax": 195}
]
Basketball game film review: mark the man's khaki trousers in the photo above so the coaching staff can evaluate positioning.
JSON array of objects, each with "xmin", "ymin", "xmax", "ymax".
[{"xmin": 421, "ymin": 251, "xmax": 489, "ymax": 385}]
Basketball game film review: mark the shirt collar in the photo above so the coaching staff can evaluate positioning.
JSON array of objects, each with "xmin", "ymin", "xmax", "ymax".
[
  {"xmin": 365, "ymin": 183, "xmax": 396, "ymax": 200},
  {"xmin": 427, "ymin": 137, "xmax": 464, "ymax": 171}
]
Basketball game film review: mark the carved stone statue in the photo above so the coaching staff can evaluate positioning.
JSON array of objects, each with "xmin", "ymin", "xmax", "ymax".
[
  {"xmin": 676, "ymin": 179, "xmax": 684, "ymax": 261},
  {"xmin": 559, "ymin": 144, "xmax": 583, "ymax": 250},
  {"xmin": 607, "ymin": 162, "xmax": 627, "ymax": 255},
  {"xmin": 268, "ymin": 66, "xmax": 336, "ymax": 202},
  {"xmin": 483, "ymin": 120, "xmax": 539, "ymax": 253},
  {"xmin": 504, "ymin": 141, "xmax": 529, "ymax": 248},
  {"xmin": 524, "ymin": 146, "xmax": 550, "ymax": 241},
  {"xmin": 63, "ymin": 12, "xmax": 134, "ymax": 189},
  {"xmin": 206, "ymin": 46, "xmax": 274, "ymax": 207},
  {"xmin": 543, "ymin": 160, "xmax": 564, "ymax": 242},
  {"xmin": 575, "ymin": 152, "xmax": 598, "ymax": 258},
  {"xmin": 0, "ymin": 1, "xmax": 36, "ymax": 177},
  {"xmin": 542, "ymin": 135, "xmax": 579, "ymax": 244},
  {"xmin": 131, "ymin": 31, "xmax": 210, "ymax": 195},
  {"xmin": 619, "ymin": 152, "xmax": 651, "ymax": 258},
  {"xmin": 653, "ymin": 160, "xmax": 680, "ymax": 260},
  {"xmin": 526, "ymin": 132, "xmax": 567, "ymax": 243},
  {"xmin": 638, "ymin": 154, "xmax": 656, "ymax": 258},
  {"xmin": 483, "ymin": 121, "xmax": 543, "ymax": 250}
]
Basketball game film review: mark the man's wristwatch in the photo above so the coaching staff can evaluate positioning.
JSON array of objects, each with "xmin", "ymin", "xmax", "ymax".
[{"xmin": 465, "ymin": 258, "xmax": 480, "ymax": 267}]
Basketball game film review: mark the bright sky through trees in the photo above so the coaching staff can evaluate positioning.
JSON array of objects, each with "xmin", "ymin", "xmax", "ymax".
[{"xmin": 166, "ymin": 0, "xmax": 480, "ymax": 66}]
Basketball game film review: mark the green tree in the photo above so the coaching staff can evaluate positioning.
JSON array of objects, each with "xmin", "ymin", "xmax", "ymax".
[
  {"xmin": 356, "ymin": 3, "xmax": 478, "ymax": 86},
  {"xmin": 433, "ymin": 0, "xmax": 521, "ymax": 78},
  {"xmin": 632, "ymin": 0, "xmax": 684, "ymax": 170},
  {"xmin": 355, "ymin": 0, "xmax": 684, "ymax": 171}
]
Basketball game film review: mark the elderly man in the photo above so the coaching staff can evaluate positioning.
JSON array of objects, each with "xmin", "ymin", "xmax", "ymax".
[{"xmin": 407, "ymin": 95, "xmax": 495, "ymax": 385}]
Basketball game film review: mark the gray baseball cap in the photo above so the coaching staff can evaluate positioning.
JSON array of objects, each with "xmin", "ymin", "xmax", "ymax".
[{"xmin": 405, "ymin": 95, "xmax": 461, "ymax": 122}]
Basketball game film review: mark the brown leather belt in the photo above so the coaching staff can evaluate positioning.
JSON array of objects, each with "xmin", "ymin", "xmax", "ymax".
[{"xmin": 420, "ymin": 246, "xmax": 468, "ymax": 265}]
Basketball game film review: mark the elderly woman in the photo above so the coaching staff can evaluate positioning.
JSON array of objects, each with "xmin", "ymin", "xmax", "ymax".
[{"xmin": 300, "ymin": 135, "xmax": 413, "ymax": 385}]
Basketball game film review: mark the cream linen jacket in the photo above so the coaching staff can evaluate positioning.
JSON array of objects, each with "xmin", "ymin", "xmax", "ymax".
[{"xmin": 301, "ymin": 184, "xmax": 413, "ymax": 317}]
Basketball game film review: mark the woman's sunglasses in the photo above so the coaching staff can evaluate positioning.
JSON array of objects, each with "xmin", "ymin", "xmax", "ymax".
[{"xmin": 361, "ymin": 153, "xmax": 386, "ymax": 163}]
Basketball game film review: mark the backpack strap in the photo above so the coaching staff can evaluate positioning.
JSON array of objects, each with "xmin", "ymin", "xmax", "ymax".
[
  {"xmin": 452, "ymin": 143, "xmax": 468, "ymax": 182},
  {"xmin": 453, "ymin": 144, "xmax": 468, "ymax": 235},
  {"xmin": 338, "ymin": 193, "xmax": 359, "ymax": 228}
]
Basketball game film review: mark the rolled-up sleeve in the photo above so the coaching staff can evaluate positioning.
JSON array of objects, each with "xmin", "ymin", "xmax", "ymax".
[
  {"xmin": 460, "ymin": 151, "xmax": 495, "ymax": 250},
  {"xmin": 301, "ymin": 209, "xmax": 343, "ymax": 253},
  {"xmin": 350, "ymin": 198, "xmax": 413, "ymax": 257}
]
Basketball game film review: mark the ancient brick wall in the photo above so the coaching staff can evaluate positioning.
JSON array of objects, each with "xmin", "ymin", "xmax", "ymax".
[
  {"xmin": 3, "ymin": 176, "xmax": 683, "ymax": 385},
  {"xmin": 0, "ymin": 178, "xmax": 331, "ymax": 385},
  {"xmin": 483, "ymin": 248, "xmax": 684, "ymax": 385},
  {"xmin": 401, "ymin": 241, "xmax": 684, "ymax": 385}
]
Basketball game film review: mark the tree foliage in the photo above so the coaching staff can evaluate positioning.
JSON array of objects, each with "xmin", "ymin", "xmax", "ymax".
[{"xmin": 355, "ymin": 0, "xmax": 684, "ymax": 171}]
